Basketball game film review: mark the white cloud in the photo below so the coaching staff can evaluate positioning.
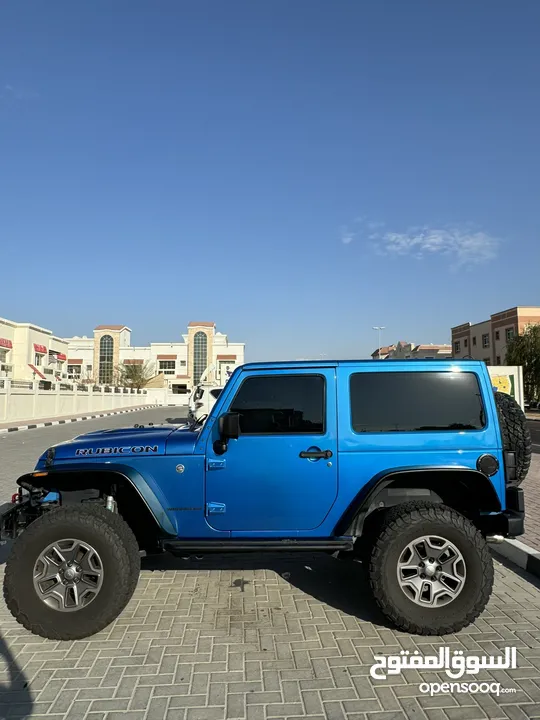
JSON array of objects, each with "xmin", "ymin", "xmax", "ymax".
[
  {"xmin": 338, "ymin": 215, "xmax": 498, "ymax": 267},
  {"xmin": 340, "ymin": 216, "xmax": 384, "ymax": 246},
  {"xmin": 373, "ymin": 226, "xmax": 499, "ymax": 266},
  {"xmin": 340, "ymin": 227, "xmax": 355, "ymax": 245}
]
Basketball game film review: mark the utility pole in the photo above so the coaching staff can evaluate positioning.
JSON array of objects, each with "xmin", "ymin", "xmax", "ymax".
[{"xmin": 373, "ymin": 326, "xmax": 386, "ymax": 359}]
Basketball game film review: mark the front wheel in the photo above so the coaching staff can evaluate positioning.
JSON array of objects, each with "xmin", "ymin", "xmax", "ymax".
[
  {"xmin": 3, "ymin": 505, "xmax": 140, "ymax": 640},
  {"xmin": 368, "ymin": 502, "xmax": 493, "ymax": 635}
]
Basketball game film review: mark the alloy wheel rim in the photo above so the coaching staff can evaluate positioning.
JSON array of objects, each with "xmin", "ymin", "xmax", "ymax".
[
  {"xmin": 33, "ymin": 538, "xmax": 104, "ymax": 612},
  {"xmin": 397, "ymin": 534, "xmax": 466, "ymax": 607}
]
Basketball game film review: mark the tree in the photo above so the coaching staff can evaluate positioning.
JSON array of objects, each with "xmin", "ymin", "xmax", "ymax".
[
  {"xmin": 117, "ymin": 361, "xmax": 156, "ymax": 390},
  {"xmin": 506, "ymin": 324, "xmax": 540, "ymax": 400}
]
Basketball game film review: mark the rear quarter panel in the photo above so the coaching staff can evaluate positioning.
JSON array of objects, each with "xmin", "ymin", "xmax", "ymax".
[{"xmin": 321, "ymin": 360, "xmax": 505, "ymax": 532}]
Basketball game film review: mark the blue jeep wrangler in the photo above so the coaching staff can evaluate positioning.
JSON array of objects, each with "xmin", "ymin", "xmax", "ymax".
[{"xmin": 0, "ymin": 360, "xmax": 530, "ymax": 640}]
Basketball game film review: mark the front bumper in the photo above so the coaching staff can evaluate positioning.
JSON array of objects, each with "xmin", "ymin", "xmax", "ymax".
[
  {"xmin": 0, "ymin": 501, "xmax": 22, "ymax": 540},
  {"xmin": 0, "ymin": 495, "xmax": 45, "ymax": 541}
]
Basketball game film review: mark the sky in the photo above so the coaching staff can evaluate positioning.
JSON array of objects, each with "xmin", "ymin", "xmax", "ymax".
[{"xmin": 2, "ymin": 1, "xmax": 540, "ymax": 360}]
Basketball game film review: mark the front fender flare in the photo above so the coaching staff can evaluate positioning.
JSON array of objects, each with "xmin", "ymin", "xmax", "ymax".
[{"xmin": 17, "ymin": 463, "xmax": 177, "ymax": 537}]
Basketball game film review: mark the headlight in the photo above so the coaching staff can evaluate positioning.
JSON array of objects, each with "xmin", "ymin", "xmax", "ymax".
[{"xmin": 45, "ymin": 447, "xmax": 56, "ymax": 467}]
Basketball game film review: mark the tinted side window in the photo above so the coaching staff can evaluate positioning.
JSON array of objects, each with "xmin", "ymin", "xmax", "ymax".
[
  {"xmin": 350, "ymin": 372, "xmax": 485, "ymax": 433},
  {"xmin": 210, "ymin": 389, "xmax": 222, "ymax": 399},
  {"xmin": 230, "ymin": 375, "xmax": 325, "ymax": 434}
]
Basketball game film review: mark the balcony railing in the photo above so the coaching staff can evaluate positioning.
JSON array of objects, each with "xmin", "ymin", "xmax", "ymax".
[{"xmin": 0, "ymin": 380, "xmax": 149, "ymax": 395}]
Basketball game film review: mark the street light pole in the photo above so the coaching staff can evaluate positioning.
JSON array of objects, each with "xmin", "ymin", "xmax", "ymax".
[{"xmin": 373, "ymin": 326, "xmax": 386, "ymax": 359}]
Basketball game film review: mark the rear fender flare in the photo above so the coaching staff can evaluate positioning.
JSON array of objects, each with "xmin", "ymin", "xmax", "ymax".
[
  {"xmin": 17, "ymin": 463, "xmax": 177, "ymax": 536},
  {"xmin": 334, "ymin": 466, "xmax": 502, "ymax": 536}
]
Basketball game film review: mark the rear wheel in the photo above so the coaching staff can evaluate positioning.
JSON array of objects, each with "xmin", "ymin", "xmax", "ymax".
[
  {"xmin": 368, "ymin": 502, "xmax": 493, "ymax": 635},
  {"xmin": 4, "ymin": 505, "xmax": 140, "ymax": 640}
]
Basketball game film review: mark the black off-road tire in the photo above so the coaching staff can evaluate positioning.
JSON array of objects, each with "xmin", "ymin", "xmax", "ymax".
[
  {"xmin": 369, "ymin": 501, "xmax": 493, "ymax": 635},
  {"xmin": 4, "ymin": 505, "xmax": 141, "ymax": 640},
  {"xmin": 75, "ymin": 503, "xmax": 141, "ymax": 598},
  {"xmin": 494, "ymin": 391, "xmax": 532, "ymax": 486}
]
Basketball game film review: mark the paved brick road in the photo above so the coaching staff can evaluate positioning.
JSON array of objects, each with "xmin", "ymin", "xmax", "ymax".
[
  {"xmin": 1, "ymin": 552, "xmax": 540, "ymax": 720},
  {"xmin": 521, "ymin": 459, "xmax": 540, "ymax": 552},
  {"xmin": 523, "ymin": 422, "xmax": 540, "ymax": 551},
  {"xmin": 1, "ymin": 411, "xmax": 540, "ymax": 718}
]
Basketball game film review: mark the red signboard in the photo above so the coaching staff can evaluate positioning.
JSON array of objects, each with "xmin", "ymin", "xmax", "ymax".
[
  {"xmin": 33, "ymin": 343, "xmax": 47, "ymax": 354},
  {"xmin": 0, "ymin": 338, "xmax": 13, "ymax": 349},
  {"xmin": 57, "ymin": 353, "xmax": 67, "ymax": 361}
]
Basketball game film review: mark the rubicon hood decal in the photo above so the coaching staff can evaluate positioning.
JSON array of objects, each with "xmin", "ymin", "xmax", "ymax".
[
  {"xmin": 75, "ymin": 444, "xmax": 159, "ymax": 456},
  {"xmin": 48, "ymin": 425, "xmax": 179, "ymax": 461}
]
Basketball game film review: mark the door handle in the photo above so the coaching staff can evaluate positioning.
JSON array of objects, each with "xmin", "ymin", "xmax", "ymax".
[{"xmin": 299, "ymin": 449, "xmax": 333, "ymax": 460}]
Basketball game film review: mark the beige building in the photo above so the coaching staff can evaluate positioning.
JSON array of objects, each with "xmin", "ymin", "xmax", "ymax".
[
  {"xmin": 371, "ymin": 341, "xmax": 452, "ymax": 360},
  {"xmin": 0, "ymin": 317, "xmax": 69, "ymax": 384},
  {"xmin": 451, "ymin": 306, "xmax": 540, "ymax": 365},
  {"xmin": 65, "ymin": 322, "xmax": 245, "ymax": 393}
]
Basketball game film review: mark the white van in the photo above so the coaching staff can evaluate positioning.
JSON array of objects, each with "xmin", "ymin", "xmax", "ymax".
[{"xmin": 188, "ymin": 383, "xmax": 224, "ymax": 421}]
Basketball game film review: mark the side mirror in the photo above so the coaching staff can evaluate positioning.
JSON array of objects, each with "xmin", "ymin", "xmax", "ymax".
[{"xmin": 219, "ymin": 412, "xmax": 240, "ymax": 440}]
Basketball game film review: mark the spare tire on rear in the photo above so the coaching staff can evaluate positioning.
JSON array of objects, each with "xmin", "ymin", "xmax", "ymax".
[{"xmin": 494, "ymin": 391, "xmax": 532, "ymax": 486}]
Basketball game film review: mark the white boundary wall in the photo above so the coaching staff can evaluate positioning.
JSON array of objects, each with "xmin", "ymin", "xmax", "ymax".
[
  {"xmin": 145, "ymin": 388, "xmax": 189, "ymax": 407},
  {"xmin": 0, "ymin": 379, "xmax": 149, "ymax": 423}
]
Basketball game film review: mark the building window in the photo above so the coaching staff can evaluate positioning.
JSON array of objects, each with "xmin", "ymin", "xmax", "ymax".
[
  {"xmin": 99, "ymin": 334, "xmax": 114, "ymax": 384},
  {"xmin": 68, "ymin": 365, "xmax": 81, "ymax": 378},
  {"xmin": 484, "ymin": 358, "xmax": 491, "ymax": 365},
  {"xmin": 482, "ymin": 334, "xmax": 490, "ymax": 348},
  {"xmin": 230, "ymin": 375, "xmax": 325, "ymax": 434},
  {"xmin": 472, "ymin": 337, "xmax": 477, "ymax": 346},
  {"xmin": 193, "ymin": 331, "xmax": 208, "ymax": 385},
  {"xmin": 34, "ymin": 353, "xmax": 42, "ymax": 366},
  {"xmin": 179, "ymin": 360, "xmax": 186, "ymax": 366},
  {"xmin": 350, "ymin": 372, "xmax": 485, "ymax": 433},
  {"xmin": 159, "ymin": 360, "xmax": 175, "ymax": 375},
  {"xmin": 506, "ymin": 327, "xmax": 515, "ymax": 342},
  {"xmin": 0, "ymin": 350, "xmax": 7, "ymax": 364},
  {"xmin": 464, "ymin": 338, "xmax": 468, "ymax": 348},
  {"xmin": 496, "ymin": 356, "xmax": 501, "ymax": 365},
  {"xmin": 87, "ymin": 365, "xmax": 92, "ymax": 372},
  {"xmin": 495, "ymin": 331, "xmax": 500, "ymax": 341},
  {"xmin": 454, "ymin": 340, "xmax": 461, "ymax": 354}
]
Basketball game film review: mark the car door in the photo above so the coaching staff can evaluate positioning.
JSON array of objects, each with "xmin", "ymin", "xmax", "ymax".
[{"xmin": 204, "ymin": 368, "xmax": 338, "ymax": 533}]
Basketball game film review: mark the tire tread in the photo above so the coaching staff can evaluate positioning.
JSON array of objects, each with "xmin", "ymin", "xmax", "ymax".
[
  {"xmin": 369, "ymin": 501, "xmax": 493, "ymax": 635},
  {"xmin": 3, "ymin": 505, "xmax": 140, "ymax": 641}
]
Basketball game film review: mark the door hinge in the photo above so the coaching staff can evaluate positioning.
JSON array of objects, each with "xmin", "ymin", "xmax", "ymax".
[
  {"xmin": 207, "ymin": 458, "xmax": 226, "ymax": 471},
  {"xmin": 206, "ymin": 502, "xmax": 226, "ymax": 515}
]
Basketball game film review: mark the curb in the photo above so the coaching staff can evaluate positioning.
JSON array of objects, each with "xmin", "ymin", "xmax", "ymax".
[
  {"xmin": 0, "ymin": 405, "xmax": 161, "ymax": 435},
  {"xmin": 493, "ymin": 538, "xmax": 540, "ymax": 578}
]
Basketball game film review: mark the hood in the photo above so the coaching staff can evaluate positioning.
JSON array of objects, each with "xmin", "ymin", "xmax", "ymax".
[{"xmin": 42, "ymin": 424, "xmax": 186, "ymax": 462}]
